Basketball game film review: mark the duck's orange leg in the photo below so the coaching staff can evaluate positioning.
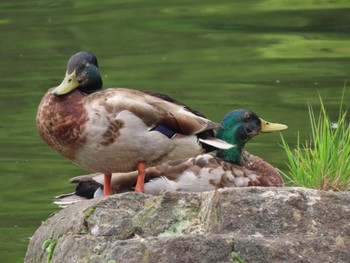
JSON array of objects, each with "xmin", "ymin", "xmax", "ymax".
[
  {"xmin": 135, "ymin": 161, "xmax": 146, "ymax": 193},
  {"xmin": 103, "ymin": 173, "xmax": 112, "ymax": 196}
]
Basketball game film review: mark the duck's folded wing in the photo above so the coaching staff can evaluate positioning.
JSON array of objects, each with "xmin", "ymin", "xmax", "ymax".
[{"xmin": 103, "ymin": 88, "xmax": 221, "ymax": 135}]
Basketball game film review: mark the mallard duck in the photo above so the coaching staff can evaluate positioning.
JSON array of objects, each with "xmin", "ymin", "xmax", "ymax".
[
  {"xmin": 54, "ymin": 109, "xmax": 287, "ymax": 206},
  {"xmin": 36, "ymin": 52, "xmax": 234, "ymax": 195}
]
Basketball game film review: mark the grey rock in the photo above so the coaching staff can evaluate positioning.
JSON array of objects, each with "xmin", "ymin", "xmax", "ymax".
[{"xmin": 25, "ymin": 187, "xmax": 350, "ymax": 263}]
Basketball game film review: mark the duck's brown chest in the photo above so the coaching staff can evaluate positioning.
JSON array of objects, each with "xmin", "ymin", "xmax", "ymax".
[{"xmin": 36, "ymin": 89, "xmax": 88, "ymax": 159}]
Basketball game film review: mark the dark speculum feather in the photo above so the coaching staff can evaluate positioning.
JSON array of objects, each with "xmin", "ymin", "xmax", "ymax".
[{"xmin": 151, "ymin": 124, "xmax": 176, "ymax": 138}]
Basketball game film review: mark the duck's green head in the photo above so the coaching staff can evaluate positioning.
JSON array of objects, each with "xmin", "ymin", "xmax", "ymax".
[
  {"xmin": 216, "ymin": 109, "xmax": 287, "ymax": 163},
  {"xmin": 52, "ymin": 52, "xmax": 103, "ymax": 96}
]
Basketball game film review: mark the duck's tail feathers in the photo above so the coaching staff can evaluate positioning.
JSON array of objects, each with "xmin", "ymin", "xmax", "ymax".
[
  {"xmin": 53, "ymin": 192, "xmax": 91, "ymax": 208},
  {"xmin": 199, "ymin": 137, "xmax": 235, "ymax": 150},
  {"xmin": 53, "ymin": 179, "xmax": 104, "ymax": 208}
]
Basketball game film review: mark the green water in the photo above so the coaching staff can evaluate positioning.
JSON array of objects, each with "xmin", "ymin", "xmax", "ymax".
[{"xmin": 1, "ymin": 0, "xmax": 350, "ymax": 261}]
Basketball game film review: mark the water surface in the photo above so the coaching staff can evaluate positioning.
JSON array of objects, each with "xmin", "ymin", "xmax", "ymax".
[{"xmin": 1, "ymin": 0, "xmax": 350, "ymax": 261}]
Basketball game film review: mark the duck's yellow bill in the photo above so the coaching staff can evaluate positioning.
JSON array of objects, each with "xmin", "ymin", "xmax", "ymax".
[
  {"xmin": 52, "ymin": 70, "xmax": 79, "ymax": 96},
  {"xmin": 260, "ymin": 118, "xmax": 288, "ymax": 133}
]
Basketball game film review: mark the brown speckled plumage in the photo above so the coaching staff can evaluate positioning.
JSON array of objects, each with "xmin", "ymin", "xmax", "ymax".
[
  {"xmin": 142, "ymin": 153, "xmax": 284, "ymax": 192},
  {"xmin": 100, "ymin": 118, "xmax": 124, "ymax": 146},
  {"xmin": 54, "ymin": 151, "xmax": 284, "ymax": 206},
  {"xmin": 36, "ymin": 88, "xmax": 88, "ymax": 159}
]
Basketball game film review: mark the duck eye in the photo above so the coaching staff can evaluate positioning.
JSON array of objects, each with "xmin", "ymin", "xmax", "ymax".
[
  {"xmin": 244, "ymin": 116, "xmax": 252, "ymax": 122},
  {"xmin": 68, "ymin": 78, "xmax": 72, "ymax": 83}
]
